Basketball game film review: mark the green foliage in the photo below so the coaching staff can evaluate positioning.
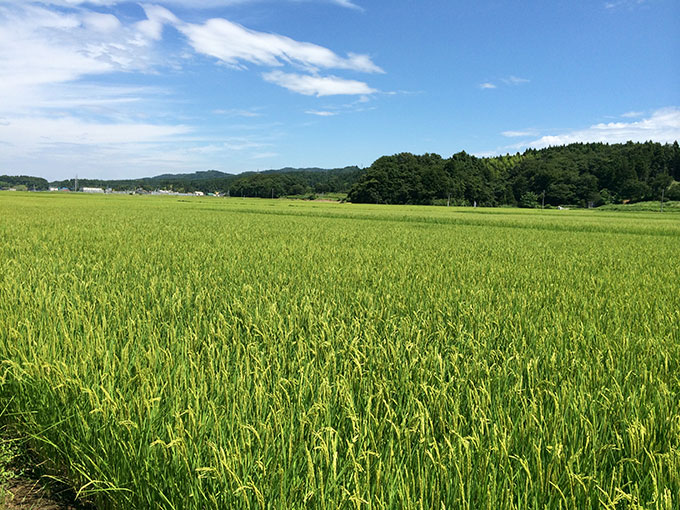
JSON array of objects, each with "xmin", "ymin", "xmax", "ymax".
[
  {"xmin": 348, "ymin": 141, "xmax": 680, "ymax": 207},
  {"xmin": 1, "ymin": 192, "xmax": 679, "ymax": 509},
  {"xmin": 597, "ymin": 200, "xmax": 680, "ymax": 212},
  {"xmin": 519, "ymin": 191, "xmax": 539, "ymax": 208},
  {"xmin": 0, "ymin": 175, "xmax": 49, "ymax": 191},
  {"xmin": 666, "ymin": 181, "xmax": 680, "ymax": 201},
  {"xmin": 348, "ymin": 153, "xmax": 445, "ymax": 204}
]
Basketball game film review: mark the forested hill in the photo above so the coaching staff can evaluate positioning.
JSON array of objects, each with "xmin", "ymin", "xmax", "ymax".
[
  {"xmin": 0, "ymin": 175, "xmax": 49, "ymax": 191},
  {"xmin": 348, "ymin": 141, "xmax": 680, "ymax": 207}
]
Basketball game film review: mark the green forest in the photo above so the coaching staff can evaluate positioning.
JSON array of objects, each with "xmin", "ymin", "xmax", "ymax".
[
  {"xmin": 349, "ymin": 141, "xmax": 680, "ymax": 207},
  {"xmin": 2, "ymin": 141, "xmax": 679, "ymax": 207}
]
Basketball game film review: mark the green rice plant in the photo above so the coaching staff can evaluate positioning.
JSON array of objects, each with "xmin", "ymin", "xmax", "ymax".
[{"xmin": 0, "ymin": 192, "xmax": 678, "ymax": 509}]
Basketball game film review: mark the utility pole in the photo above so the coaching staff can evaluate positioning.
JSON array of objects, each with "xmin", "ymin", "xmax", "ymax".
[
  {"xmin": 447, "ymin": 193, "xmax": 451, "ymax": 207},
  {"xmin": 661, "ymin": 187, "xmax": 665, "ymax": 213},
  {"xmin": 74, "ymin": 174, "xmax": 78, "ymax": 192},
  {"xmin": 541, "ymin": 190, "xmax": 545, "ymax": 210}
]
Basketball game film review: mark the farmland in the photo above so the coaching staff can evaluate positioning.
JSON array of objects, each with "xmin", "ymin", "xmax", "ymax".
[{"xmin": 1, "ymin": 192, "xmax": 679, "ymax": 509}]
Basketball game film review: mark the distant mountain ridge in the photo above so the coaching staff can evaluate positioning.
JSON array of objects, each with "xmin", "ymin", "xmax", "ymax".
[
  {"xmin": 147, "ymin": 170, "xmax": 234, "ymax": 181},
  {"xmin": 35, "ymin": 165, "xmax": 363, "ymax": 196},
  {"xmin": 145, "ymin": 166, "xmax": 350, "ymax": 182}
]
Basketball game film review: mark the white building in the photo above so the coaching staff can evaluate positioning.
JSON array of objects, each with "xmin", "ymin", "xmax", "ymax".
[{"xmin": 82, "ymin": 187, "xmax": 104, "ymax": 193}]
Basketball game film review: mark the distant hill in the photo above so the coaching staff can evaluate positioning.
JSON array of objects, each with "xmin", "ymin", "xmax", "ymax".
[
  {"xmin": 39, "ymin": 165, "xmax": 364, "ymax": 195},
  {"xmin": 147, "ymin": 170, "xmax": 233, "ymax": 181},
  {"xmin": 0, "ymin": 175, "xmax": 50, "ymax": 191}
]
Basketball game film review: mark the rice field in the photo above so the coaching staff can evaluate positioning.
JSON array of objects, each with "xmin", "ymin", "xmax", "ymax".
[{"xmin": 1, "ymin": 192, "xmax": 679, "ymax": 509}]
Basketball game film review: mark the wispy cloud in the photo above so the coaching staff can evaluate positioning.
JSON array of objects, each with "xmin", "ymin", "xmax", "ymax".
[
  {"xmin": 263, "ymin": 71, "xmax": 376, "ymax": 96},
  {"xmin": 0, "ymin": 2, "xmax": 382, "ymax": 104},
  {"xmin": 0, "ymin": 3, "xmax": 175, "ymax": 115},
  {"xmin": 604, "ymin": 0, "xmax": 648, "ymax": 10},
  {"xmin": 141, "ymin": 5, "xmax": 382, "ymax": 96},
  {"xmin": 0, "ymin": 0, "xmax": 364, "ymax": 9},
  {"xmin": 479, "ymin": 76, "xmax": 529, "ymax": 90},
  {"xmin": 251, "ymin": 151, "xmax": 279, "ymax": 159},
  {"xmin": 212, "ymin": 108, "xmax": 263, "ymax": 118},
  {"xmin": 528, "ymin": 107, "xmax": 680, "ymax": 147},
  {"xmin": 0, "ymin": 1, "xmax": 382, "ymax": 178},
  {"xmin": 0, "ymin": 116, "xmax": 190, "ymax": 148},
  {"xmin": 502, "ymin": 129, "xmax": 538, "ymax": 137},
  {"xmin": 330, "ymin": 0, "xmax": 364, "ymax": 10},
  {"xmin": 621, "ymin": 110, "xmax": 644, "ymax": 118},
  {"xmin": 502, "ymin": 75, "xmax": 530, "ymax": 86},
  {"xmin": 177, "ymin": 14, "xmax": 382, "ymax": 73},
  {"xmin": 305, "ymin": 110, "xmax": 338, "ymax": 116}
]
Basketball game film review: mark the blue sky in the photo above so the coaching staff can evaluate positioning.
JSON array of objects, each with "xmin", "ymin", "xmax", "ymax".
[{"xmin": 0, "ymin": 0, "xmax": 678, "ymax": 180}]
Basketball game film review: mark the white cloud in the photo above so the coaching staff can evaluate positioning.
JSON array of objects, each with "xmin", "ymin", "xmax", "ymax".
[
  {"xmin": 251, "ymin": 152, "xmax": 279, "ymax": 159},
  {"xmin": 0, "ymin": 0, "xmax": 118, "ymax": 6},
  {"xmin": 0, "ymin": 3, "xmax": 170, "ymax": 110},
  {"xmin": 177, "ymin": 17, "xmax": 382, "ymax": 73},
  {"xmin": 9, "ymin": 0, "xmax": 364, "ymax": 9},
  {"xmin": 0, "ymin": 1, "xmax": 379, "ymax": 177},
  {"xmin": 605, "ymin": 0, "xmax": 648, "ymax": 9},
  {"xmin": 212, "ymin": 108, "xmax": 263, "ymax": 117},
  {"xmin": 0, "ymin": 116, "xmax": 190, "ymax": 147},
  {"xmin": 480, "ymin": 76, "xmax": 529, "ymax": 90},
  {"xmin": 136, "ymin": 5, "xmax": 179, "ymax": 41},
  {"xmin": 220, "ymin": 136, "xmax": 271, "ymax": 150},
  {"xmin": 0, "ymin": 2, "xmax": 382, "ymax": 102},
  {"xmin": 502, "ymin": 75, "xmax": 530, "ymax": 85},
  {"xmin": 621, "ymin": 110, "xmax": 644, "ymax": 118},
  {"xmin": 0, "ymin": 7, "xmax": 111, "ymax": 93},
  {"xmin": 82, "ymin": 12, "xmax": 121, "ymax": 33},
  {"xmin": 263, "ymin": 71, "xmax": 376, "ymax": 96},
  {"xmin": 473, "ymin": 151, "xmax": 499, "ymax": 158},
  {"xmin": 502, "ymin": 129, "xmax": 538, "ymax": 137},
  {"xmin": 305, "ymin": 110, "xmax": 338, "ymax": 116},
  {"xmin": 330, "ymin": 0, "xmax": 363, "ymax": 11},
  {"xmin": 528, "ymin": 107, "xmax": 680, "ymax": 147}
]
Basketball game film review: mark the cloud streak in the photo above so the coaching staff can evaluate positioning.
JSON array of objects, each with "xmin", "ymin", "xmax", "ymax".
[
  {"xmin": 0, "ymin": 0, "xmax": 364, "ymax": 9},
  {"xmin": 502, "ymin": 75, "xmax": 530, "ymax": 85},
  {"xmin": 502, "ymin": 129, "xmax": 538, "ymax": 137},
  {"xmin": 305, "ymin": 110, "xmax": 338, "ymax": 116},
  {"xmin": 479, "ymin": 76, "xmax": 529, "ymax": 90},
  {"xmin": 263, "ymin": 71, "xmax": 377, "ymax": 96},
  {"xmin": 177, "ymin": 15, "xmax": 382, "ymax": 73},
  {"xmin": 604, "ymin": 0, "xmax": 648, "ymax": 10}
]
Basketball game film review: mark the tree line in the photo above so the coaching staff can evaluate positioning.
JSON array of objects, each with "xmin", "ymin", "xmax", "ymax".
[{"xmin": 3, "ymin": 142, "xmax": 679, "ymax": 206}]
